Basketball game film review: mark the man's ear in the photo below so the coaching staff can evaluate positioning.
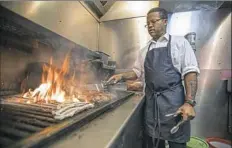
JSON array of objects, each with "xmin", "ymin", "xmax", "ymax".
[{"xmin": 163, "ymin": 19, "xmax": 168, "ymax": 26}]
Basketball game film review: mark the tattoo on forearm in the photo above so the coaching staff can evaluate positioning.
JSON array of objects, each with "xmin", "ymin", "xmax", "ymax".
[
  {"xmin": 189, "ymin": 80, "xmax": 197, "ymax": 100},
  {"xmin": 184, "ymin": 73, "xmax": 198, "ymax": 100}
]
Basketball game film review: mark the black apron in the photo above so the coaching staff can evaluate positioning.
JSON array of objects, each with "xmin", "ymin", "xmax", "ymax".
[{"xmin": 144, "ymin": 35, "xmax": 190, "ymax": 145}]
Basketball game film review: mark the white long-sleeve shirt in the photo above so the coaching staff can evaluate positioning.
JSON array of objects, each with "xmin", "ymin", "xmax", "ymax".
[{"xmin": 133, "ymin": 33, "xmax": 200, "ymax": 80}]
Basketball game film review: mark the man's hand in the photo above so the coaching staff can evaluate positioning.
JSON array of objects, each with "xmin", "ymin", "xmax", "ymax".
[
  {"xmin": 107, "ymin": 74, "xmax": 123, "ymax": 84},
  {"xmin": 107, "ymin": 71, "xmax": 138, "ymax": 84},
  {"xmin": 176, "ymin": 103, "xmax": 195, "ymax": 121}
]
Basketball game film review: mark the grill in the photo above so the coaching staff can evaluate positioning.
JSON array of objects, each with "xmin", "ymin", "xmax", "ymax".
[
  {"xmin": 0, "ymin": 5, "xmax": 126, "ymax": 147},
  {"xmin": 0, "ymin": 91, "xmax": 134, "ymax": 148}
]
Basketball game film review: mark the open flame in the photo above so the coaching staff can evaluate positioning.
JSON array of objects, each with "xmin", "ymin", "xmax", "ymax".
[
  {"xmin": 23, "ymin": 53, "xmax": 76, "ymax": 103},
  {"xmin": 22, "ymin": 52, "xmax": 112, "ymax": 104}
]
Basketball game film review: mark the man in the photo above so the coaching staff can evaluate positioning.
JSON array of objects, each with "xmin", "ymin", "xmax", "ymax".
[{"xmin": 107, "ymin": 7, "xmax": 200, "ymax": 148}]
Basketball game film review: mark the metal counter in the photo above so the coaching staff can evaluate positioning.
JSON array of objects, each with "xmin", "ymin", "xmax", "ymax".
[
  {"xmin": 48, "ymin": 78, "xmax": 232, "ymax": 148},
  {"xmin": 48, "ymin": 93, "xmax": 144, "ymax": 148}
]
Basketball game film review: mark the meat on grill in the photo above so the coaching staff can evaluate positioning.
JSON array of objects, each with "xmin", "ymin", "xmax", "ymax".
[
  {"xmin": 51, "ymin": 91, "xmax": 112, "ymax": 120},
  {"xmin": 53, "ymin": 103, "xmax": 94, "ymax": 120},
  {"xmin": 22, "ymin": 90, "xmax": 113, "ymax": 120},
  {"xmin": 77, "ymin": 90, "xmax": 112, "ymax": 103}
]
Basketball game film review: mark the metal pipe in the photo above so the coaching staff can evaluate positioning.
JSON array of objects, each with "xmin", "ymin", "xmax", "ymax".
[
  {"xmin": 2, "ymin": 101, "xmax": 55, "ymax": 110},
  {"xmin": 3, "ymin": 106, "xmax": 53, "ymax": 118},
  {"xmin": 1, "ymin": 120, "xmax": 42, "ymax": 133},
  {"xmin": 0, "ymin": 126, "xmax": 31, "ymax": 139},
  {"xmin": 97, "ymin": 22, "xmax": 100, "ymax": 51},
  {"xmin": 1, "ymin": 103, "xmax": 52, "ymax": 113},
  {"xmin": 1, "ymin": 110, "xmax": 57, "ymax": 123},
  {"xmin": 0, "ymin": 137, "xmax": 14, "ymax": 147},
  {"xmin": 0, "ymin": 114, "xmax": 52, "ymax": 128}
]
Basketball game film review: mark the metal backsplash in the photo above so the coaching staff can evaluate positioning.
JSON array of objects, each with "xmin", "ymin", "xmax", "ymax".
[
  {"xmin": 99, "ymin": 17, "xmax": 151, "ymax": 69},
  {"xmin": 0, "ymin": 3, "xmax": 100, "ymax": 94},
  {"xmin": 0, "ymin": 1, "xmax": 99, "ymax": 50},
  {"xmin": 168, "ymin": 9, "xmax": 231, "ymax": 70},
  {"xmin": 0, "ymin": 45, "xmax": 53, "ymax": 93}
]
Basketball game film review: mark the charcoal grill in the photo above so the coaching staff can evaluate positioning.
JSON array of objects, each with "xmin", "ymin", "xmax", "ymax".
[{"xmin": 0, "ymin": 90, "xmax": 134, "ymax": 148}]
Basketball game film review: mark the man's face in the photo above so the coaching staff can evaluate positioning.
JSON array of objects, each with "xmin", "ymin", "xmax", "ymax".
[{"xmin": 146, "ymin": 12, "xmax": 167, "ymax": 39}]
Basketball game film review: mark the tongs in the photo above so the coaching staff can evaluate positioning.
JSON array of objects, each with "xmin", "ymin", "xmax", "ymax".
[
  {"xmin": 101, "ymin": 78, "xmax": 127, "ymax": 91},
  {"xmin": 102, "ymin": 77, "xmax": 121, "ymax": 88},
  {"xmin": 170, "ymin": 119, "xmax": 186, "ymax": 134},
  {"xmin": 101, "ymin": 80, "xmax": 116, "ymax": 91},
  {"xmin": 165, "ymin": 112, "xmax": 179, "ymax": 118},
  {"xmin": 165, "ymin": 112, "xmax": 193, "ymax": 134}
]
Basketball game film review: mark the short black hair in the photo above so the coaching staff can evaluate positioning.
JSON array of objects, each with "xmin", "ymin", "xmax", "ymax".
[{"xmin": 147, "ymin": 7, "xmax": 168, "ymax": 19}]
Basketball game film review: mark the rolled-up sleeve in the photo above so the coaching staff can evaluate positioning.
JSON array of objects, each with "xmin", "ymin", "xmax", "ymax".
[
  {"xmin": 181, "ymin": 39, "xmax": 200, "ymax": 77},
  {"xmin": 132, "ymin": 51, "xmax": 143, "ymax": 78}
]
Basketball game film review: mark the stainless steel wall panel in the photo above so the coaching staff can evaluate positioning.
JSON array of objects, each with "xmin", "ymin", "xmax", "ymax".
[
  {"xmin": 160, "ymin": 1, "xmax": 224, "ymax": 13},
  {"xmin": 1, "ymin": 1, "xmax": 99, "ymax": 50},
  {"xmin": 99, "ymin": 17, "xmax": 150, "ymax": 69},
  {"xmin": 168, "ymin": 9, "xmax": 231, "ymax": 70},
  {"xmin": 99, "ymin": 9, "xmax": 231, "ymax": 70},
  {"xmin": 191, "ymin": 69, "xmax": 230, "ymax": 139}
]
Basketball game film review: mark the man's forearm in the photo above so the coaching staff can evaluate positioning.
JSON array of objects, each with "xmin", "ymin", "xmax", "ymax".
[
  {"xmin": 121, "ymin": 71, "xmax": 138, "ymax": 80},
  {"xmin": 184, "ymin": 72, "xmax": 198, "ymax": 100}
]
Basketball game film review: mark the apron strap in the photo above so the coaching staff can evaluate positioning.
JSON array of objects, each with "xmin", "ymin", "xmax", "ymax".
[
  {"xmin": 148, "ymin": 80, "xmax": 182, "ymax": 100},
  {"xmin": 167, "ymin": 35, "xmax": 172, "ymax": 57},
  {"xmin": 150, "ymin": 80, "xmax": 182, "ymax": 148},
  {"xmin": 152, "ymin": 91, "xmax": 161, "ymax": 148}
]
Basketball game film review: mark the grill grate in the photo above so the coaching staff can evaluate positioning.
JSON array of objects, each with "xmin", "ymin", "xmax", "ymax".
[
  {"xmin": 0, "ymin": 91, "xmax": 133, "ymax": 147},
  {"xmin": 0, "ymin": 96, "xmax": 58, "ymax": 147}
]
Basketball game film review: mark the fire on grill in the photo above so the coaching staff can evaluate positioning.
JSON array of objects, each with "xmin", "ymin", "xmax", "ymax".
[
  {"xmin": 18, "ymin": 53, "xmax": 113, "ymax": 120},
  {"xmin": 0, "ymin": 6, "xmax": 134, "ymax": 147},
  {"xmin": 0, "ymin": 50, "xmax": 134, "ymax": 147}
]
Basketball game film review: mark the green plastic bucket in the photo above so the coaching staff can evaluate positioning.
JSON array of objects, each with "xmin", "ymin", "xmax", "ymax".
[{"xmin": 187, "ymin": 136, "xmax": 209, "ymax": 148}]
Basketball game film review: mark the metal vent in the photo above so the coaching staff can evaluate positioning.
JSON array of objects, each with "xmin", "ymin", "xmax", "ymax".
[{"xmin": 100, "ymin": 1, "xmax": 107, "ymax": 6}]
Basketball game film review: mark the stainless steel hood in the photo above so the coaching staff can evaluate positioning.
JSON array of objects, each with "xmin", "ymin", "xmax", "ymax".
[
  {"xmin": 84, "ymin": 1, "xmax": 230, "ymax": 20},
  {"xmin": 159, "ymin": 1, "xmax": 227, "ymax": 13},
  {"xmin": 83, "ymin": 1, "xmax": 115, "ymax": 18},
  {"xmin": 99, "ymin": 1, "xmax": 228, "ymax": 22}
]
